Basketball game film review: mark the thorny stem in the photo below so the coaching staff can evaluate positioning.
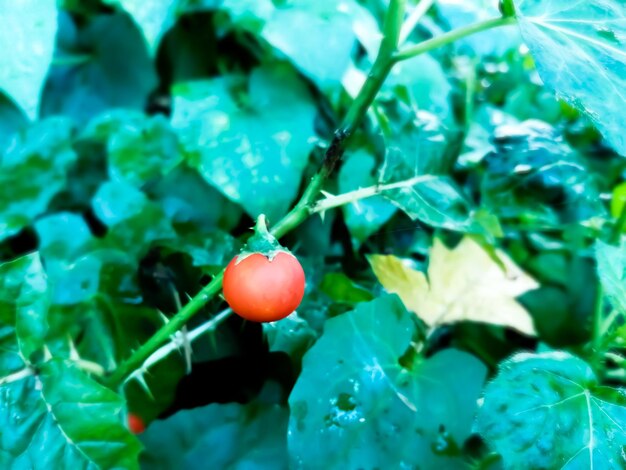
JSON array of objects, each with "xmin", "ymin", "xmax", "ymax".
[{"xmin": 104, "ymin": 7, "xmax": 515, "ymax": 388}]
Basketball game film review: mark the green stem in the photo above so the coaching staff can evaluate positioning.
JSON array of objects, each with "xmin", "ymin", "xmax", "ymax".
[
  {"xmin": 393, "ymin": 17, "xmax": 516, "ymax": 62},
  {"xmin": 104, "ymin": 272, "xmax": 224, "ymax": 387}
]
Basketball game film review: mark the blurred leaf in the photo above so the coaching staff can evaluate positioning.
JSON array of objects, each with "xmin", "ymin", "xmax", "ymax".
[
  {"xmin": 147, "ymin": 165, "xmax": 243, "ymax": 232},
  {"xmin": 596, "ymin": 240, "xmax": 626, "ymax": 327},
  {"xmin": 477, "ymin": 351, "xmax": 626, "ymax": 469},
  {"xmin": 0, "ymin": 92, "xmax": 27, "ymax": 141},
  {"xmin": 106, "ymin": 0, "xmax": 179, "ymax": 54},
  {"xmin": 0, "ymin": 118, "xmax": 76, "ymax": 242},
  {"xmin": 226, "ymin": 0, "xmax": 380, "ymax": 90},
  {"xmin": 172, "ymin": 64, "xmax": 317, "ymax": 221},
  {"xmin": 0, "ymin": 254, "xmax": 49, "ymax": 372},
  {"xmin": 319, "ymin": 272, "xmax": 374, "ymax": 304},
  {"xmin": 369, "ymin": 238, "xmax": 538, "ymax": 335},
  {"xmin": 0, "ymin": 359, "xmax": 141, "ymax": 469},
  {"xmin": 158, "ymin": 230, "xmax": 239, "ymax": 272},
  {"xmin": 610, "ymin": 181, "xmax": 626, "ymax": 220},
  {"xmin": 514, "ymin": 0, "xmax": 626, "ymax": 155},
  {"xmin": 437, "ymin": 0, "xmax": 520, "ymax": 56},
  {"xmin": 338, "ymin": 151, "xmax": 396, "ymax": 248},
  {"xmin": 482, "ymin": 120, "xmax": 604, "ymax": 227},
  {"xmin": 0, "ymin": 0, "xmax": 58, "ymax": 119},
  {"xmin": 104, "ymin": 113, "xmax": 182, "ymax": 186},
  {"xmin": 289, "ymin": 295, "xmax": 487, "ymax": 469},
  {"xmin": 383, "ymin": 54, "xmax": 452, "ymax": 118},
  {"xmin": 41, "ymin": 12, "xmax": 158, "ymax": 122},
  {"xmin": 92, "ymin": 181, "xmax": 176, "ymax": 258},
  {"xmin": 141, "ymin": 402, "xmax": 289, "ymax": 469}
]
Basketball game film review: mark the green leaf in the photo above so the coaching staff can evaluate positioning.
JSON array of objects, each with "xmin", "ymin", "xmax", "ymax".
[
  {"xmin": 0, "ymin": 359, "xmax": 141, "ymax": 469},
  {"xmin": 0, "ymin": 92, "xmax": 27, "ymax": 141},
  {"xmin": 41, "ymin": 12, "xmax": 158, "ymax": 122},
  {"xmin": 0, "ymin": 118, "xmax": 76, "ymax": 241},
  {"xmin": 289, "ymin": 295, "xmax": 487, "ymax": 469},
  {"xmin": 141, "ymin": 402, "xmax": 289, "ymax": 469},
  {"xmin": 0, "ymin": 254, "xmax": 49, "ymax": 372},
  {"xmin": 481, "ymin": 120, "xmax": 604, "ymax": 228},
  {"xmin": 596, "ymin": 239, "xmax": 626, "ymax": 325},
  {"xmin": 338, "ymin": 151, "xmax": 397, "ymax": 248},
  {"xmin": 319, "ymin": 272, "xmax": 374, "ymax": 305},
  {"xmin": 0, "ymin": 0, "xmax": 58, "ymax": 119},
  {"xmin": 103, "ymin": 113, "xmax": 182, "ymax": 187},
  {"xmin": 172, "ymin": 64, "xmax": 317, "ymax": 221},
  {"xmin": 263, "ymin": 313, "xmax": 317, "ymax": 366},
  {"xmin": 514, "ymin": 0, "xmax": 626, "ymax": 155},
  {"xmin": 106, "ymin": 0, "xmax": 179, "ymax": 54},
  {"xmin": 92, "ymin": 181, "xmax": 176, "ymax": 258},
  {"xmin": 477, "ymin": 351, "xmax": 626, "ymax": 469}
]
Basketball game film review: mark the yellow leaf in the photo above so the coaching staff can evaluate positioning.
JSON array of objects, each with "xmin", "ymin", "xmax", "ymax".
[{"xmin": 368, "ymin": 237, "xmax": 539, "ymax": 336}]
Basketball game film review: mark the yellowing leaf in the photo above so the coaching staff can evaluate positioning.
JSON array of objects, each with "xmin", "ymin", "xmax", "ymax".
[{"xmin": 368, "ymin": 238, "xmax": 538, "ymax": 335}]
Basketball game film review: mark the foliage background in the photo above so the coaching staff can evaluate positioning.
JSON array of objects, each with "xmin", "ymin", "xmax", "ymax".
[{"xmin": 1, "ymin": 0, "xmax": 626, "ymax": 468}]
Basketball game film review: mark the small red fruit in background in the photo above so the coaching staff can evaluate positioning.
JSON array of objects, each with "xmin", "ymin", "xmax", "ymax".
[
  {"xmin": 128, "ymin": 413, "xmax": 145, "ymax": 434},
  {"xmin": 222, "ymin": 214, "xmax": 305, "ymax": 322}
]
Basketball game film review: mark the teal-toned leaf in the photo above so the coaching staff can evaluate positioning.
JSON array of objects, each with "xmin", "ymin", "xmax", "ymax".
[
  {"xmin": 158, "ymin": 231, "xmax": 239, "ymax": 272},
  {"xmin": 0, "ymin": 118, "xmax": 76, "ymax": 242},
  {"xmin": 141, "ymin": 402, "xmax": 289, "ymax": 469},
  {"xmin": 0, "ymin": 0, "xmax": 58, "ymax": 119},
  {"xmin": 264, "ymin": 313, "xmax": 317, "ymax": 364},
  {"xmin": 172, "ymin": 64, "xmax": 317, "ymax": 221},
  {"xmin": 147, "ymin": 165, "xmax": 243, "ymax": 232},
  {"xmin": 106, "ymin": 0, "xmax": 179, "ymax": 54},
  {"xmin": 514, "ymin": 0, "xmax": 626, "ymax": 155},
  {"xmin": 338, "ymin": 151, "xmax": 396, "ymax": 248},
  {"xmin": 41, "ymin": 13, "xmax": 158, "ymax": 122},
  {"xmin": 0, "ymin": 92, "xmax": 27, "ymax": 141},
  {"xmin": 92, "ymin": 181, "xmax": 176, "ymax": 258},
  {"xmin": 0, "ymin": 359, "xmax": 141, "ymax": 469},
  {"xmin": 477, "ymin": 351, "xmax": 626, "ymax": 469},
  {"xmin": 437, "ymin": 0, "xmax": 520, "ymax": 56},
  {"xmin": 289, "ymin": 295, "xmax": 487, "ymax": 469},
  {"xmin": 225, "ymin": 0, "xmax": 379, "ymax": 90},
  {"xmin": 0, "ymin": 254, "xmax": 49, "ymax": 373},
  {"xmin": 481, "ymin": 120, "xmax": 604, "ymax": 227},
  {"xmin": 596, "ymin": 239, "xmax": 626, "ymax": 325},
  {"xmin": 383, "ymin": 54, "xmax": 452, "ymax": 119}
]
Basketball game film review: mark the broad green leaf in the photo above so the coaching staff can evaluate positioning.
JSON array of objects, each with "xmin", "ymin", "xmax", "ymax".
[
  {"xmin": 0, "ymin": 359, "xmax": 141, "ymax": 469},
  {"xmin": 379, "ymin": 111, "xmax": 483, "ymax": 233},
  {"xmin": 369, "ymin": 238, "xmax": 538, "ymax": 335},
  {"xmin": 596, "ymin": 240, "xmax": 626, "ymax": 328},
  {"xmin": 338, "ymin": 151, "xmax": 396, "ymax": 248},
  {"xmin": 263, "ymin": 313, "xmax": 317, "ymax": 365},
  {"xmin": 289, "ymin": 295, "xmax": 487, "ymax": 469},
  {"xmin": 225, "ymin": 0, "xmax": 380, "ymax": 90},
  {"xmin": 41, "ymin": 13, "xmax": 158, "ymax": 122},
  {"xmin": 0, "ymin": 118, "xmax": 76, "ymax": 242},
  {"xmin": 147, "ymin": 165, "xmax": 243, "ymax": 232},
  {"xmin": 104, "ymin": 114, "xmax": 182, "ymax": 186},
  {"xmin": 34, "ymin": 213, "xmax": 99, "ymax": 305},
  {"xmin": 106, "ymin": 0, "xmax": 179, "ymax": 54},
  {"xmin": 477, "ymin": 351, "xmax": 626, "ymax": 469},
  {"xmin": 514, "ymin": 0, "xmax": 626, "ymax": 155},
  {"xmin": 482, "ymin": 120, "xmax": 604, "ymax": 227},
  {"xmin": 0, "ymin": 254, "xmax": 49, "ymax": 373},
  {"xmin": 172, "ymin": 64, "xmax": 317, "ymax": 221},
  {"xmin": 0, "ymin": 0, "xmax": 58, "ymax": 119},
  {"xmin": 92, "ymin": 181, "xmax": 176, "ymax": 258},
  {"xmin": 141, "ymin": 402, "xmax": 289, "ymax": 469}
]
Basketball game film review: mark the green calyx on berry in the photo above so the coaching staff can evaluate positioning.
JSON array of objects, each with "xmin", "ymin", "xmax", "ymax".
[{"xmin": 235, "ymin": 214, "xmax": 293, "ymax": 263}]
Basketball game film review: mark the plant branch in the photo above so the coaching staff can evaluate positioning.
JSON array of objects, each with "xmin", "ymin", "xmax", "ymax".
[
  {"xmin": 394, "ymin": 16, "xmax": 516, "ymax": 62},
  {"xmin": 312, "ymin": 175, "xmax": 437, "ymax": 214},
  {"xmin": 399, "ymin": 0, "xmax": 434, "ymax": 45}
]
